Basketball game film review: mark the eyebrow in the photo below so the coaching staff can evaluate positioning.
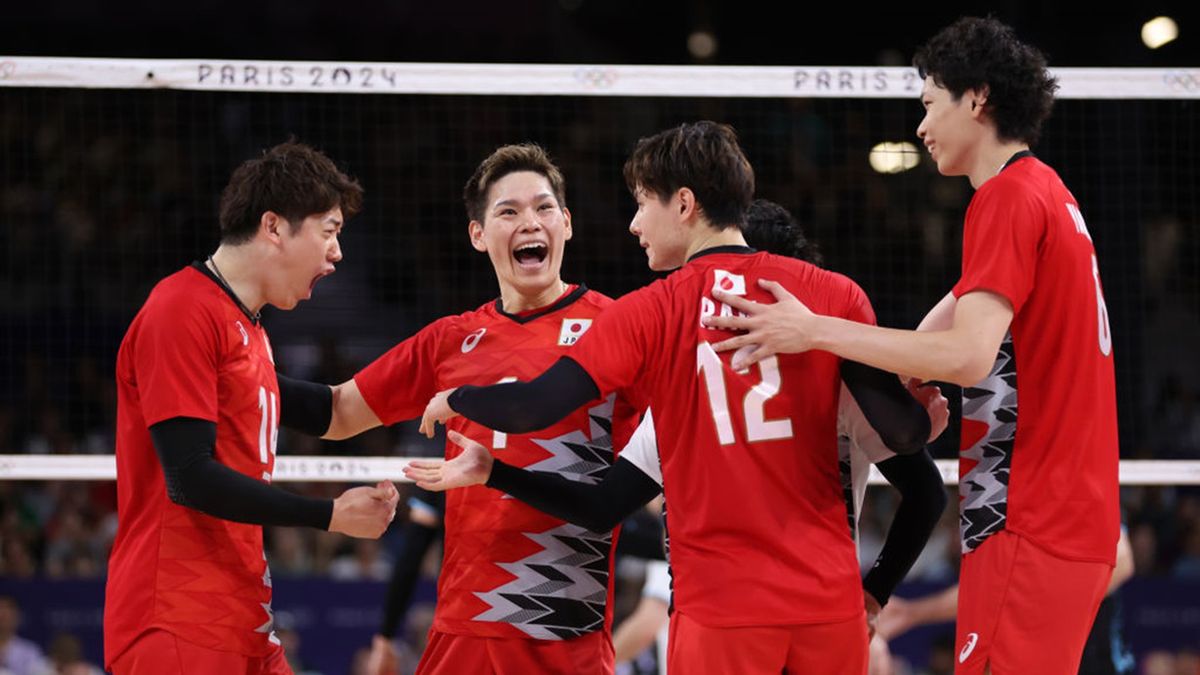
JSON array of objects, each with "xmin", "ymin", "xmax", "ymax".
[{"xmin": 492, "ymin": 193, "xmax": 556, "ymax": 209}]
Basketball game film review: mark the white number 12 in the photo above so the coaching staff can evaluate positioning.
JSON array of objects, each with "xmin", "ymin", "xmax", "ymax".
[{"xmin": 696, "ymin": 343, "xmax": 794, "ymax": 445}]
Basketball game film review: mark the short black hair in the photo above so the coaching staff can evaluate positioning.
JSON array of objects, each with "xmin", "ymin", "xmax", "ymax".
[
  {"xmin": 218, "ymin": 141, "xmax": 363, "ymax": 245},
  {"xmin": 913, "ymin": 16, "xmax": 1058, "ymax": 146},
  {"xmin": 623, "ymin": 121, "xmax": 755, "ymax": 230},
  {"xmin": 743, "ymin": 199, "xmax": 822, "ymax": 266},
  {"xmin": 463, "ymin": 144, "xmax": 567, "ymax": 223}
]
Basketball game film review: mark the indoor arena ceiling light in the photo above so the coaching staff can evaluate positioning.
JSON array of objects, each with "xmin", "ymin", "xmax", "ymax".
[
  {"xmin": 1142, "ymin": 16, "xmax": 1179, "ymax": 49},
  {"xmin": 868, "ymin": 142, "xmax": 921, "ymax": 174}
]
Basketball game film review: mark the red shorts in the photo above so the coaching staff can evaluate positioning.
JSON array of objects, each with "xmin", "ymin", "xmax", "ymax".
[
  {"xmin": 110, "ymin": 629, "xmax": 292, "ymax": 675},
  {"xmin": 956, "ymin": 530, "xmax": 1111, "ymax": 675},
  {"xmin": 668, "ymin": 610, "xmax": 868, "ymax": 675},
  {"xmin": 415, "ymin": 628, "xmax": 614, "ymax": 675}
]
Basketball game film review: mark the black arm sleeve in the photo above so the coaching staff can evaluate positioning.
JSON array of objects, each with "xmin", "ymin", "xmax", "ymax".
[
  {"xmin": 615, "ymin": 506, "xmax": 668, "ymax": 561},
  {"xmin": 276, "ymin": 373, "xmax": 333, "ymax": 436},
  {"xmin": 839, "ymin": 360, "xmax": 930, "ymax": 455},
  {"xmin": 150, "ymin": 417, "xmax": 333, "ymax": 529},
  {"xmin": 449, "ymin": 357, "xmax": 599, "ymax": 434},
  {"xmin": 378, "ymin": 517, "xmax": 441, "ymax": 637},
  {"xmin": 862, "ymin": 449, "xmax": 948, "ymax": 605},
  {"xmin": 486, "ymin": 457, "xmax": 662, "ymax": 533}
]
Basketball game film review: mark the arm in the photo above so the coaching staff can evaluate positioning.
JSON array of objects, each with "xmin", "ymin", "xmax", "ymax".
[
  {"xmin": 368, "ymin": 499, "xmax": 441, "ymax": 675},
  {"xmin": 404, "ymin": 430, "xmax": 662, "ymax": 533},
  {"xmin": 839, "ymin": 360, "xmax": 930, "ymax": 455},
  {"xmin": 706, "ymin": 283, "xmax": 1012, "ymax": 387},
  {"xmin": 862, "ymin": 450, "xmax": 948, "ymax": 606},
  {"xmin": 876, "ymin": 585, "xmax": 958, "ymax": 640},
  {"xmin": 420, "ymin": 357, "xmax": 599, "ymax": 437},
  {"xmin": 151, "ymin": 417, "xmax": 397, "ymax": 537},
  {"xmin": 917, "ymin": 291, "xmax": 956, "ymax": 332},
  {"xmin": 1108, "ymin": 527, "xmax": 1134, "ymax": 594},
  {"xmin": 277, "ymin": 373, "xmax": 334, "ymax": 436},
  {"xmin": 324, "ymin": 378, "xmax": 385, "ymax": 440},
  {"xmin": 613, "ymin": 595, "xmax": 670, "ymax": 663}
]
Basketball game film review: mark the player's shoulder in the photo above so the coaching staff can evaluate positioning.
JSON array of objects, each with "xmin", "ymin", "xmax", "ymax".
[
  {"xmin": 423, "ymin": 302, "xmax": 496, "ymax": 340},
  {"xmin": 143, "ymin": 266, "xmax": 224, "ymax": 319},
  {"xmin": 975, "ymin": 156, "xmax": 1063, "ymax": 207},
  {"xmin": 578, "ymin": 287, "xmax": 616, "ymax": 308}
]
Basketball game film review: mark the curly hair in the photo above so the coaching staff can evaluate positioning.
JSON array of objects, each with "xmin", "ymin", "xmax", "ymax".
[
  {"xmin": 913, "ymin": 17, "xmax": 1058, "ymax": 146},
  {"xmin": 219, "ymin": 141, "xmax": 363, "ymax": 244},
  {"xmin": 743, "ymin": 199, "xmax": 823, "ymax": 266}
]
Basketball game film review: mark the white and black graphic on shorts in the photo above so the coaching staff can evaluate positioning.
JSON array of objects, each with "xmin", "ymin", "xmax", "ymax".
[
  {"xmin": 472, "ymin": 396, "xmax": 617, "ymax": 639},
  {"xmin": 959, "ymin": 335, "xmax": 1016, "ymax": 553}
]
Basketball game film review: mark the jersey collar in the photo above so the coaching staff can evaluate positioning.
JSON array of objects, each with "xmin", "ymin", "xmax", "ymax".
[
  {"xmin": 493, "ymin": 284, "xmax": 590, "ymax": 325},
  {"xmin": 687, "ymin": 245, "xmax": 757, "ymax": 263},
  {"xmin": 191, "ymin": 260, "xmax": 260, "ymax": 325},
  {"xmin": 1000, "ymin": 150, "xmax": 1035, "ymax": 173}
]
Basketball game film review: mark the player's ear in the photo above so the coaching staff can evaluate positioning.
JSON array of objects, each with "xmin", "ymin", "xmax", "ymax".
[
  {"xmin": 261, "ymin": 211, "xmax": 285, "ymax": 244},
  {"xmin": 968, "ymin": 86, "xmax": 989, "ymax": 118},
  {"xmin": 562, "ymin": 207, "xmax": 573, "ymax": 242},
  {"xmin": 468, "ymin": 220, "xmax": 487, "ymax": 252},
  {"xmin": 676, "ymin": 188, "xmax": 697, "ymax": 221}
]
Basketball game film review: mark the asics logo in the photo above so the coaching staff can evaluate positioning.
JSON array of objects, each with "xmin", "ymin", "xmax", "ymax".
[
  {"xmin": 959, "ymin": 632, "xmax": 979, "ymax": 663},
  {"xmin": 461, "ymin": 328, "xmax": 486, "ymax": 353}
]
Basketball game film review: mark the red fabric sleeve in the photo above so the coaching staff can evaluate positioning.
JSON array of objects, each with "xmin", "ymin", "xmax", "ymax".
[
  {"xmin": 135, "ymin": 301, "xmax": 221, "ymax": 427},
  {"xmin": 952, "ymin": 185, "xmax": 1043, "ymax": 314},
  {"xmin": 353, "ymin": 320, "xmax": 446, "ymax": 425},
  {"xmin": 567, "ymin": 285, "xmax": 662, "ymax": 399}
]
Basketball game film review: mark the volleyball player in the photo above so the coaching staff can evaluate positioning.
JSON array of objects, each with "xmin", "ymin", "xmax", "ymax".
[
  {"xmin": 421, "ymin": 122, "xmax": 928, "ymax": 674},
  {"xmin": 703, "ymin": 18, "xmax": 1120, "ymax": 674},
  {"xmin": 321, "ymin": 144, "xmax": 639, "ymax": 675},
  {"xmin": 405, "ymin": 198, "xmax": 949, "ymax": 642},
  {"xmin": 105, "ymin": 142, "xmax": 400, "ymax": 675}
]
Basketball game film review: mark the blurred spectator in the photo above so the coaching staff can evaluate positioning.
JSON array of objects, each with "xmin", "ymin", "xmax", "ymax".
[
  {"xmin": 0, "ymin": 596, "xmax": 51, "ymax": 675},
  {"xmin": 329, "ymin": 539, "xmax": 392, "ymax": 582},
  {"xmin": 45, "ymin": 633, "xmax": 102, "ymax": 675}
]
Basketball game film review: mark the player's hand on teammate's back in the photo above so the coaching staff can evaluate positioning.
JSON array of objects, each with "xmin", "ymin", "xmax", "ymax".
[
  {"xmin": 908, "ymin": 379, "xmax": 950, "ymax": 442},
  {"xmin": 403, "ymin": 431, "xmax": 493, "ymax": 491},
  {"xmin": 418, "ymin": 388, "xmax": 458, "ymax": 438},
  {"xmin": 329, "ymin": 481, "xmax": 399, "ymax": 538},
  {"xmin": 704, "ymin": 278, "xmax": 821, "ymax": 368}
]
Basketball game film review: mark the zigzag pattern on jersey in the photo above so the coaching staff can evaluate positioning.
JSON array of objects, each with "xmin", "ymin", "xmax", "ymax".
[
  {"xmin": 473, "ymin": 396, "xmax": 617, "ymax": 639},
  {"xmin": 959, "ymin": 335, "xmax": 1017, "ymax": 553}
]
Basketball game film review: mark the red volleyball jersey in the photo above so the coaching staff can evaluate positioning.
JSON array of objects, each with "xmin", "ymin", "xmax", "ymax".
[
  {"xmin": 355, "ymin": 286, "xmax": 638, "ymax": 640},
  {"xmin": 106, "ymin": 265, "xmax": 282, "ymax": 668},
  {"xmin": 569, "ymin": 248, "xmax": 874, "ymax": 627},
  {"xmin": 953, "ymin": 155, "xmax": 1120, "ymax": 565}
]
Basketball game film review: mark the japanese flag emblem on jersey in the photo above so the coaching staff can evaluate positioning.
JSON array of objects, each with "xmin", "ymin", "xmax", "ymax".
[
  {"xmin": 713, "ymin": 270, "xmax": 746, "ymax": 296},
  {"xmin": 558, "ymin": 318, "xmax": 593, "ymax": 346}
]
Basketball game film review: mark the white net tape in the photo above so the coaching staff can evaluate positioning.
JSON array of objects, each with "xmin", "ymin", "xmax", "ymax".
[
  {"xmin": 1, "ymin": 57, "xmax": 1197, "ymax": 99},
  {"xmin": 0, "ymin": 455, "xmax": 1196, "ymax": 486}
]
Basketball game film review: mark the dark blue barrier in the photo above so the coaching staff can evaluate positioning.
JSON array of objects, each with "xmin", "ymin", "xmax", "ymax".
[{"xmin": 1, "ymin": 577, "xmax": 1196, "ymax": 673}]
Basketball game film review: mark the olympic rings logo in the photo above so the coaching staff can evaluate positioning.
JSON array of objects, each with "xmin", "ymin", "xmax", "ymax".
[
  {"xmin": 574, "ymin": 68, "xmax": 619, "ymax": 89},
  {"xmin": 0, "ymin": 61, "xmax": 15, "ymax": 79},
  {"xmin": 1163, "ymin": 70, "xmax": 1200, "ymax": 92}
]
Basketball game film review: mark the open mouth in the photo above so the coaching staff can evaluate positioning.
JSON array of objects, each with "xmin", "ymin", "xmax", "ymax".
[
  {"xmin": 309, "ymin": 268, "xmax": 334, "ymax": 293},
  {"xmin": 513, "ymin": 242, "xmax": 548, "ymax": 269}
]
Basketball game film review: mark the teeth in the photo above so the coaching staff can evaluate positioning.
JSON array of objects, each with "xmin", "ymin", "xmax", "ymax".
[{"xmin": 515, "ymin": 243, "xmax": 545, "ymax": 252}]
